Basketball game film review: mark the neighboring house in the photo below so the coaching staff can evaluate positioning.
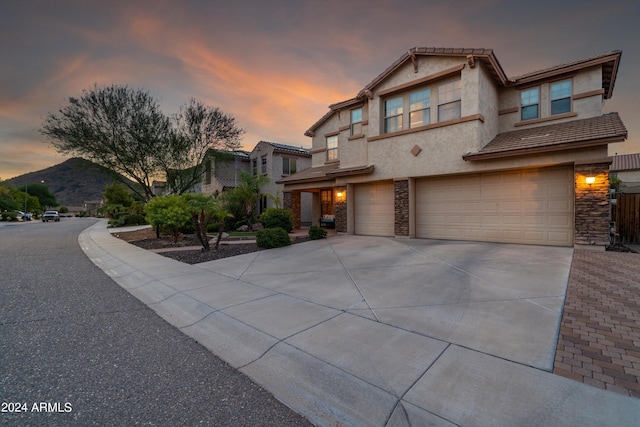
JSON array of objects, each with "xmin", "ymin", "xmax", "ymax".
[
  {"xmin": 278, "ymin": 47, "xmax": 627, "ymax": 247},
  {"xmin": 249, "ymin": 141, "xmax": 313, "ymax": 224},
  {"xmin": 610, "ymin": 153, "xmax": 640, "ymax": 193},
  {"xmin": 152, "ymin": 180, "xmax": 167, "ymax": 196},
  {"xmin": 199, "ymin": 150, "xmax": 251, "ymax": 195},
  {"xmin": 83, "ymin": 200, "xmax": 103, "ymax": 216}
]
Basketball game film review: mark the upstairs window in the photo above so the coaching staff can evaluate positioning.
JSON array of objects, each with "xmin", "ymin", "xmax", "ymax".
[
  {"xmin": 251, "ymin": 158, "xmax": 258, "ymax": 176},
  {"xmin": 260, "ymin": 155, "xmax": 267, "ymax": 174},
  {"xmin": 551, "ymin": 80, "xmax": 572, "ymax": 115},
  {"xmin": 409, "ymin": 88, "xmax": 430, "ymax": 128},
  {"xmin": 326, "ymin": 135, "xmax": 338, "ymax": 161},
  {"xmin": 384, "ymin": 97, "xmax": 403, "ymax": 133},
  {"xmin": 520, "ymin": 87, "xmax": 539, "ymax": 121},
  {"xmin": 438, "ymin": 80, "xmax": 461, "ymax": 122},
  {"xmin": 350, "ymin": 108, "xmax": 362, "ymax": 135},
  {"xmin": 205, "ymin": 159, "xmax": 212, "ymax": 184},
  {"xmin": 282, "ymin": 157, "xmax": 296, "ymax": 175}
]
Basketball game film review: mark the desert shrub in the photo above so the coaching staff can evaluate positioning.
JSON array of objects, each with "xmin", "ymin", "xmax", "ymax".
[
  {"xmin": 145, "ymin": 195, "xmax": 190, "ymax": 242},
  {"xmin": 309, "ymin": 225, "xmax": 327, "ymax": 240},
  {"xmin": 259, "ymin": 208, "xmax": 293, "ymax": 233},
  {"xmin": 123, "ymin": 213, "xmax": 146, "ymax": 226},
  {"xmin": 256, "ymin": 227, "xmax": 291, "ymax": 249},
  {"xmin": 59, "ymin": 206, "xmax": 69, "ymax": 214},
  {"xmin": 1, "ymin": 211, "xmax": 18, "ymax": 221}
]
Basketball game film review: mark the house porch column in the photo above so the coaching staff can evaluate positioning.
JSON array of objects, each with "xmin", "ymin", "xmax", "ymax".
[
  {"xmin": 283, "ymin": 191, "xmax": 302, "ymax": 230},
  {"xmin": 394, "ymin": 178, "xmax": 410, "ymax": 238},
  {"xmin": 335, "ymin": 186, "xmax": 347, "ymax": 233},
  {"xmin": 574, "ymin": 159, "xmax": 612, "ymax": 247}
]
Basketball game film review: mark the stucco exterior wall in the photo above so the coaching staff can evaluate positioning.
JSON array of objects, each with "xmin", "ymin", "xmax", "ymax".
[
  {"xmin": 498, "ymin": 65, "xmax": 604, "ymax": 133},
  {"xmin": 617, "ymin": 170, "xmax": 640, "ymax": 193}
]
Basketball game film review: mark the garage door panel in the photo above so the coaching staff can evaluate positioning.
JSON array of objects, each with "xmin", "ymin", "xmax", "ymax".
[
  {"xmin": 354, "ymin": 182, "xmax": 394, "ymax": 236},
  {"xmin": 416, "ymin": 166, "xmax": 573, "ymax": 246}
]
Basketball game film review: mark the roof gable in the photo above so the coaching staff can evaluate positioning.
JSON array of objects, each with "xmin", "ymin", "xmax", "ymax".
[
  {"xmin": 250, "ymin": 140, "xmax": 311, "ymax": 157},
  {"xmin": 511, "ymin": 51, "xmax": 621, "ymax": 99}
]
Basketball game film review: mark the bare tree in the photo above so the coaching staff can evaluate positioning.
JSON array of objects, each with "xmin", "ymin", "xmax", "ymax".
[
  {"xmin": 163, "ymin": 98, "xmax": 244, "ymax": 194},
  {"xmin": 41, "ymin": 88, "xmax": 244, "ymax": 200}
]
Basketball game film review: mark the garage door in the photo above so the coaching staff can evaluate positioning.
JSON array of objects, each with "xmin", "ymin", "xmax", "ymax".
[
  {"xmin": 416, "ymin": 166, "xmax": 574, "ymax": 246},
  {"xmin": 354, "ymin": 181, "xmax": 394, "ymax": 236}
]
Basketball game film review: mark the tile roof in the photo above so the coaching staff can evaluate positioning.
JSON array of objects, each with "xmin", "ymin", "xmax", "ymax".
[
  {"xmin": 511, "ymin": 51, "xmax": 621, "ymax": 99},
  {"xmin": 611, "ymin": 153, "xmax": 640, "ymax": 171},
  {"xmin": 463, "ymin": 113, "xmax": 627, "ymax": 161},
  {"xmin": 276, "ymin": 163, "xmax": 340, "ymax": 184},
  {"xmin": 268, "ymin": 142, "xmax": 311, "ymax": 156},
  {"xmin": 253, "ymin": 141, "xmax": 311, "ymax": 156}
]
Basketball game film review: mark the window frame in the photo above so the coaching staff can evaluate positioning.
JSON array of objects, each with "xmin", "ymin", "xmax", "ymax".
[
  {"xmin": 520, "ymin": 87, "xmax": 540, "ymax": 121},
  {"xmin": 260, "ymin": 155, "xmax": 267, "ymax": 175},
  {"xmin": 437, "ymin": 79, "xmax": 462, "ymax": 122},
  {"xmin": 384, "ymin": 96, "xmax": 403, "ymax": 133},
  {"xmin": 550, "ymin": 79, "xmax": 572, "ymax": 116},
  {"xmin": 326, "ymin": 135, "xmax": 338, "ymax": 161},
  {"xmin": 409, "ymin": 88, "xmax": 431, "ymax": 128},
  {"xmin": 350, "ymin": 108, "xmax": 363, "ymax": 136},
  {"xmin": 251, "ymin": 158, "xmax": 258, "ymax": 176},
  {"xmin": 282, "ymin": 157, "xmax": 296, "ymax": 175}
]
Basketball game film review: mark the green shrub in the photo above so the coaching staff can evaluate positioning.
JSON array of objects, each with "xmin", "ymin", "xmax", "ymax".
[
  {"xmin": 259, "ymin": 208, "xmax": 293, "ymax": 233},
  {"xmin": 256, "ymin": 227, "xmax": 291, "ymax": 249},
  {"xmin": 233, "ymin": 219, "xmax": 248, "ymax": 230},
  {"xmin": 123, "ymin": 213, "xmax": 146, "ymax": 226},
  {"xmin": 309, "ymin": 225, "xmax": 327, "ymax": 240},
  {"xmin": 1, "ymin": 211, "xmax": 18, "ymax": 221}
]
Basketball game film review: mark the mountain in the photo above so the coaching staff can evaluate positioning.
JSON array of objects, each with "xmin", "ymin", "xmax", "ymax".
[{"xmin": 6, "ymin": 158, "xmax": 137, "ymax": 206}]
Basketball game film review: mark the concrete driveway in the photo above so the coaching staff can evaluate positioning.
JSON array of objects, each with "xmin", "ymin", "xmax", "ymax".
[{"xmin": 81, "ymin": 221, "xmax": 640, "ymax": 426}]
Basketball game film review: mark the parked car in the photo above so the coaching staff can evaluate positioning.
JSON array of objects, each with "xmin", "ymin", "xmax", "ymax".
[
  {"xmin": 22, "ymin": 211, "xmax": 32, "ymax": 221},
  {"xmin": 42, "ymin": 211, "xmax": 60, "ymax": 222}
]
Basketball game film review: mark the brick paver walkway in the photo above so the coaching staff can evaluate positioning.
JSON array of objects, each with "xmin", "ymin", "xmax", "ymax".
[{"xmin": 554, "ymin": 249, "xmax": 640, "ymax": 398}]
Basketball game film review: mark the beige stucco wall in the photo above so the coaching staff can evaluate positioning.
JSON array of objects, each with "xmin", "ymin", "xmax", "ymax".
[
  {"xmin": 617, "ymin": 170, "xmax": 640, "ymax": 193},
  {"xmin": 498, "ymin": 66, "xmax": 604, "ymax": 132}
]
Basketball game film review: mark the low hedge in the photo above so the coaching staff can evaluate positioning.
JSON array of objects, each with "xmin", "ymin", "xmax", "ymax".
[{"xmin": 256, "ymin": 227, "xmax": 291, "ymax": 249}]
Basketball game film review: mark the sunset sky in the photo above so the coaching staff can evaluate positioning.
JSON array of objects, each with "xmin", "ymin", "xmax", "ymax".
[{"xmin": 2, "ymin": 0, "xmax": 639, "ymax": 179}]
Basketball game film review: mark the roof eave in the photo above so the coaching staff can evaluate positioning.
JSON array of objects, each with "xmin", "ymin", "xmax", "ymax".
[{"xmin": 463, "ymin": 135, "xmax": 627, "ymax": 161}]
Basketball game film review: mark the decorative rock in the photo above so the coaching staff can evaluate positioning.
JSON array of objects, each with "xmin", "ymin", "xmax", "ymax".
[
  {"xmin": 251, "ymin": 223, "xmax": 264, "ymax": 231},
  {"xmin": 237, "ymin": 225, "xmax": 249, "ymax": 232}
]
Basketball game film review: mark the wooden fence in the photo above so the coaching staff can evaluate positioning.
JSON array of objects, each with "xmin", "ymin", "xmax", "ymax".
[{"xmin": 613, "ymin": 193, "xmax": 640, "ymax": 244}]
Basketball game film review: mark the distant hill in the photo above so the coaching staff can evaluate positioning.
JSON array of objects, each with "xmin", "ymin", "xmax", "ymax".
[{"xmin": 6, "ymin": 158, "xmax": 137, "ymax": 206}]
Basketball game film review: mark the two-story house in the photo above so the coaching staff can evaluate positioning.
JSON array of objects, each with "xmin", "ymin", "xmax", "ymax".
[
  {"xmin": 249, "ymin": 141, "xmax": 313, "ymax": 224},
  {"xmin": 199, "ymin": 149, "xmax": 251, "ymax": 195},
  {"xmin": 278, "ymin": 47, "xmax": 627, "ymax": 247}
]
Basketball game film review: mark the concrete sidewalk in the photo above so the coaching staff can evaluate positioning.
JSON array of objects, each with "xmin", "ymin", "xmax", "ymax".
[{"xmin": 81, "ymin": 220, "xmax": 640, "ymax": 426}]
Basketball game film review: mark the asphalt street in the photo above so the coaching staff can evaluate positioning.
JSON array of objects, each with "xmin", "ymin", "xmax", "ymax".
[{"xmin": 0, "ymin": 218, "xmax": 312, "ymax": 426}]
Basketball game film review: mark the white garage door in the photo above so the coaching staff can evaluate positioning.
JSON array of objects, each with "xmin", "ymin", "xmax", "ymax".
[
  {"xmin": 416, "ymin": 166, "xmax": 574, "ymax": 246},
  {"xmin": 354, "ymin": 181, "xmax": 395, "ymax": 236}
]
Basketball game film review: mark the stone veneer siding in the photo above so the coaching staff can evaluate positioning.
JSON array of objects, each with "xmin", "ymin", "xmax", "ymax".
[
  {"xmin": 394, "ymin": 180, "xmax": 409, "ymax": 237},
  {"xmin": 335, "ymin": 201, "xmax": 347, "ymax": 233},
  {"xmin": 574, "ymin": 162, "xmax": 611, "ymax": 246}
]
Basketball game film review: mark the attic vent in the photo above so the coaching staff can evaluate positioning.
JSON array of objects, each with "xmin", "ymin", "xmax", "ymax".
[{"xmin": 520, "ymin": 134, "xmax": 551, "ymax": 141}]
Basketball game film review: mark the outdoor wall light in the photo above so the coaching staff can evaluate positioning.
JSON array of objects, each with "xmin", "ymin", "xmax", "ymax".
[
  {"xmin": 335, "ymin": 190, "xmax": 346, "ymax": 202},
  {"xmin": 585, "ymin": 176, "xmax": 596, "ymax": 185}
]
